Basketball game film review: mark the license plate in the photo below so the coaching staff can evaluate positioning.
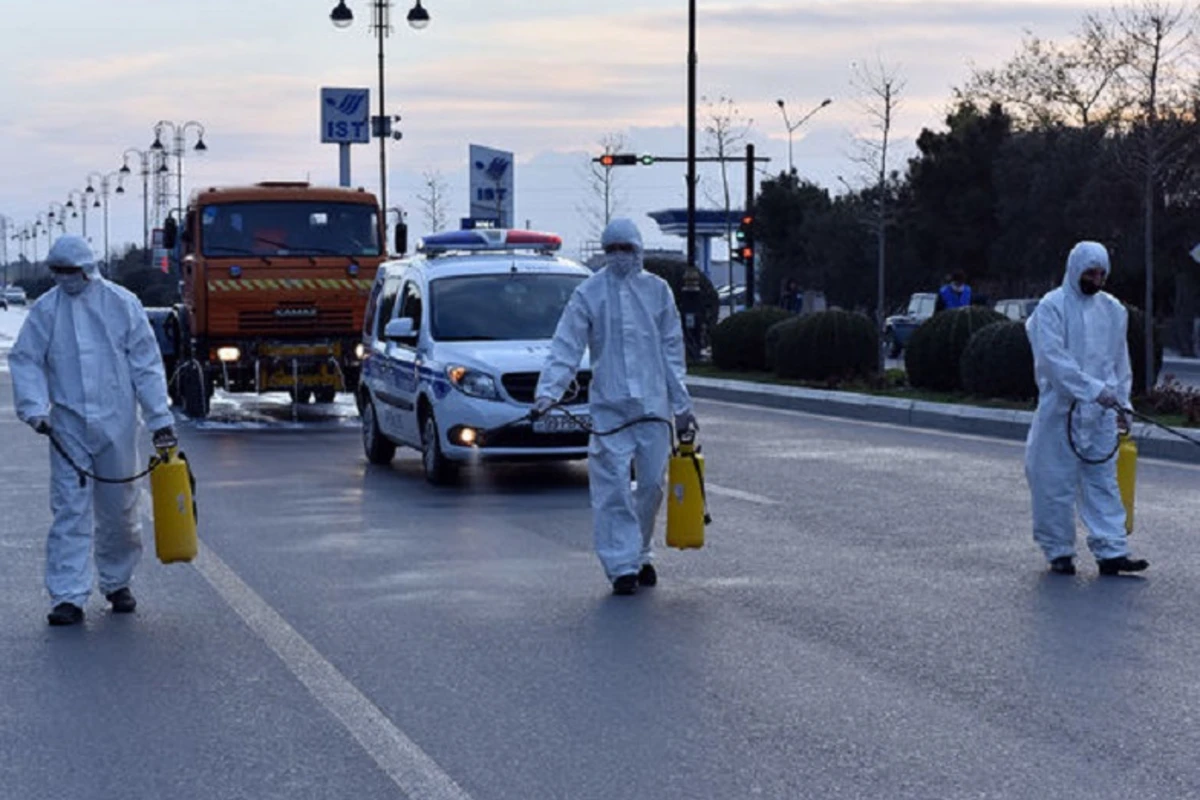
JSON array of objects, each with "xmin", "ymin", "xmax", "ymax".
[{"xmin": 533, "ymin": 412, "xmax": 590, "ymax": 434}]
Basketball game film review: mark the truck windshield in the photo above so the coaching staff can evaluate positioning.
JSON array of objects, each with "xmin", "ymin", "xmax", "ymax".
[
  {"xmin": 200, "ymin": 201, "xmax": 380, "ymax": 257},
  {"xmin": 430, "ymin": 273, "xmax": 584, "ymax": 341}
]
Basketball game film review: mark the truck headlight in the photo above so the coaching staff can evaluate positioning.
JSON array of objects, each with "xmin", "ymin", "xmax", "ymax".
[
  {"xmin": 217, "ymin": 347, "xmax": 240, "ymax": 363},
  {"xmin": 445, "ymin": 365, "xmax": 500, "ymax": 401},
  {"xmin": 355, "ymin": 343, "xmax": 366, "ymax": 360}
]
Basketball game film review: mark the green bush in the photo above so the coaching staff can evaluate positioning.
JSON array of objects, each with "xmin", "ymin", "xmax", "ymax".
[
  {"xmin": 960, "ymin": 321, "xmax": 1036, "ymax": 401},
  {"xmin": 764, "ymin": 317, "xmax": 804, "ymax": 371},
  {"xmin": 774, "ymin": 309, "xmax": 879, "ymax": 381},
  {"xmin": 1125, "ymin": 305, "xmax": 1163, "ymax": 397},
  {"xmin": 906, "ymin": 306, "xmax": 1006, "ymax": 391},
  {"xmin": 711, "ymin": 307, "xmax": 793, "ymax": 371}
]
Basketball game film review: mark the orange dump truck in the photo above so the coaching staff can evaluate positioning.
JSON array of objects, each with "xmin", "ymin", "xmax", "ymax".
[{"xmin": 165, "ymin": 182, "xmax": 395, "ymax": 418}]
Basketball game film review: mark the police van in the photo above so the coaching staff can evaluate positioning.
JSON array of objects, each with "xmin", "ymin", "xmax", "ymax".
[{"xmin": 358, "ymin": 229, "xmax": 593, "ymax": 483}]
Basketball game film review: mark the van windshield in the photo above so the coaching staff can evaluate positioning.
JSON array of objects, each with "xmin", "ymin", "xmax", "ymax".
[
  {"xmin": 430, "ymin": 273, "xmax": 584, "ymax": 341},
  {"xmin": 200, "ymin": 201, "xmax": 380, "ymax": 257}
]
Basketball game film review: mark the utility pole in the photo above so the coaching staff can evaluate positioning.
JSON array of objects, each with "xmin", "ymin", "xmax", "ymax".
[{"xmin": 744, "ymin": 143, "xmax": 755, "ymax": 308}]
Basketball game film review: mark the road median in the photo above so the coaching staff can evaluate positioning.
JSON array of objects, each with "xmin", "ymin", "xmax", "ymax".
[{"xmin": 686, "ymin": 375, "xmax": 1200, "ymax": 465}]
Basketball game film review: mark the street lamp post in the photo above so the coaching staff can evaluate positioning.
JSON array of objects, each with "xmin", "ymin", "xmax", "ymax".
[
  {"xmin": 775, "ymin": 97, "xmax": 832, "ymax": 174},
  {"xmin": 330, "ymin": 0, "xmax": 430, "ymax": 233},
  {"xmin": 0, "ymin": 214, "xmax": 10, "ymax": 286},
  {"xmin": 86, "ymin": 171, "xmax": 125, "ymax": 275},
  {"xmin": 65, "ymin": 190, "xmax": 88, "ymax": 240},
  {"xmin": 120, "ymin": 148, "xmax": 153, "ymax": 250},
  {"xmin": 47, "ymin": 202, "xmax": 68, "ymax": 241},
  {"xmin": 150, "ymin": 121, "xmax": 206, "ymax": 223}
]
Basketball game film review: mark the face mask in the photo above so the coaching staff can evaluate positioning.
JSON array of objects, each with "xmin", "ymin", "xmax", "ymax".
[
  {"xmin": 607, "ymin": 251, "xmax": 639, "ymax": 278},
  {"xmin": 1079, "ymin": 277, "xmax": 1103, "ymax": 296},
  {"xmin": 53, "ymin": 271, "xmax": 89, "ymax": 296}
]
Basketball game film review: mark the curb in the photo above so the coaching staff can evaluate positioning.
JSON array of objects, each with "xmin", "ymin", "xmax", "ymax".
[{"xmin": 686, "ymin": 376, "xmax": 1200, "ymax": 466}]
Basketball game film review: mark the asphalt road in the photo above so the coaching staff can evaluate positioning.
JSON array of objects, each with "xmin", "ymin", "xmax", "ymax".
[{"xmin": 2, "ymin": 371, "xmax": 1199, "ymax": 800}]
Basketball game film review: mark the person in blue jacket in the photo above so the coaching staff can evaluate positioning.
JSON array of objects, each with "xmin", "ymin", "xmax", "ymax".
[{"xmin": 935, "ymin": 270, "xmax": 972, "ymax": 312}]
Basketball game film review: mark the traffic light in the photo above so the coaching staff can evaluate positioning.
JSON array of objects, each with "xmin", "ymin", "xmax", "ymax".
[
  {"xmin": 735, "ymin": 213, "xmax": 754, "ymax": 263},
  {"xmin": 596, "ymin": 153, "xmax": 638, "ymax": 167}
]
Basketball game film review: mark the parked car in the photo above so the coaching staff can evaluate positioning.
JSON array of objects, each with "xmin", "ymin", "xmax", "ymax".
[
  {"xmin": 716, "ymin": 284, "xmax": 763, "ymax": 319},
  {"xmin": 3, "ymin": 286, "xmax": 27, "ymax": 306},
  {"xmin": 994, "ymin": 297, "xmax": 1040, "ymax": 322},
  {"xmin": 883, "ymin": 292, "xmax": 936, "ymax": 357},
  {"xmin": 358, "ymin": 228, "xmax": 593, "ymax": 484}
]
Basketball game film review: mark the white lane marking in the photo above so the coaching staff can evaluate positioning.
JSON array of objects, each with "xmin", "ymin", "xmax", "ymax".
[
  {"xmin": 693, "ymin": 397, "xmax": 1200, "ymax": 472},
  {"xmin": 193, "ymin": 544, "xmax": 474, "ymax": 800},
  {"xmin": 706, "ymin": 483, "xmax": 779, "ymax": 506}
]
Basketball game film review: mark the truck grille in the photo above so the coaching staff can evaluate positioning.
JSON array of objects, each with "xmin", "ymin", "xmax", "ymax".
[
  {"xmin": 238, "ymin": 308, "xmax": 355, "ymax": 333},
  {"xmin": 501, "ymin": 370, "xmax": 591, "ymax": 404}
]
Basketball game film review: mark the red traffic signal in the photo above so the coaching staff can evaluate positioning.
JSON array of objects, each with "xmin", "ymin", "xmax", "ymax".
[{"xmin": 596, "ymin": 153, "xmax": 639, "ymax": 167}]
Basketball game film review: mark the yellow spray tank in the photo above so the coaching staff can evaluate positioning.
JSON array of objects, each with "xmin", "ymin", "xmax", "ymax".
[
  {"xmin": 150, "ymin": 447, "xmax": 198, "ymax": 563},
  {"xmin": 666, "ymin": 433, "xmax": 710, "ymax": 549},
  {"xmin": 1117, "ymin": 432, "xmax": 1138, "ymax": 535}
]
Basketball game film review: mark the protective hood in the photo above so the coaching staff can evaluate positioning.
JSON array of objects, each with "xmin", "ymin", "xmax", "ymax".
[
  {"xmin": 600, "ymin": 218, "xmax": 643, "ymax": 251},
  {"xmin": 45, "ymin": 235, "xmax": 100, "ymax": 279},
  {"xmin": 1064, "ymin": 241, "xmax": 1109, "ymax": 300}
]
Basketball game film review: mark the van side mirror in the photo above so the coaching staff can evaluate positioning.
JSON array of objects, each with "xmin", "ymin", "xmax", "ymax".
[
  {"xmin": 384, "ymin": 317, "xmax": 416, "ymax": 343},
  {"xmin": 162, "ymin": 216, "xmax": 178, "ymax": 250},
  {"xmin": 394, "ymin": 221, "xmax": 408, "ymax": 256}
]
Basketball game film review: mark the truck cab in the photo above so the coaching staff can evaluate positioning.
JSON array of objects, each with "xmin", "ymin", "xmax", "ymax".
[{"xmin": 169, "ymin": 182, "xmax": 392, "ymax": 417}]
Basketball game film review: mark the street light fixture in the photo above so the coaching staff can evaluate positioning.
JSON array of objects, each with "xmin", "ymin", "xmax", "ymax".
[
  {"xmin": 85, "ymin": 170, "xmax": 125, "ymax": 275},
  {"xmin": 65, "ymin": 190, "xmax": 88, "ymax": 239},
  {"xmin": 330, "ymin": 0, "xmax": 430, "ymax": 244},
  {"xmin": 120, "ymin": 147, "xmax": 154, "ymax": 250},
  {"xmin": 150, "ymin": 120, "xmax": 207, "ymax": 226},
  {"xmin": 776, "ymin": 97, "xmax": 832, "ymax": 175}
]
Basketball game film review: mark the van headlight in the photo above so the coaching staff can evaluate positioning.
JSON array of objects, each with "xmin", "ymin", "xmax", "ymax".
[{"xmin": 445, "ymin": 365, "xmax": 500, "ymax": 401}]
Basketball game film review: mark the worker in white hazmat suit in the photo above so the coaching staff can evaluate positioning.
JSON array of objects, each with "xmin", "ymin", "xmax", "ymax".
[
  {"xmin": 10, "ymin": 236, "xmax": 177, "ymax": 626},
  {"xmin": 535, "ymin": 218, "xmax": 696, "ymax": 595},
  {"xmin": 1024, "ymin": 240, "xmax": 1148, "ymax": 577}
]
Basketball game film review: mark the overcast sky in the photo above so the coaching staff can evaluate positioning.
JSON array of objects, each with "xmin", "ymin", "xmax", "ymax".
[{"xmin": 0, "ymin": 0, "xmax": 1100, "ymax": 261}]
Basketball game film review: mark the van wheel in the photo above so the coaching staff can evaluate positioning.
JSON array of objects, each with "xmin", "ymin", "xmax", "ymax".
[
  {"xmin": 289, "ymin": 388, "xmax": 314, "ymax": 404},
  {"xmin": 362, "ymin": 398, "xmax": 395, "ymax": 465},
  {"xmin": 314, "ymin": 387, "xmax": 337, "ymax": 404},
  {"xmin": 421, "ymin": 412, "xmax": 458, "ymax": 486},
  {"xmin": 180, "ymin": 364, "xmax": 209, "ymax": 419}
]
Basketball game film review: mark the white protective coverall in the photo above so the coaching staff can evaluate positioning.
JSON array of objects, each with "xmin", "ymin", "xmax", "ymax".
[
  {"xmin": 536, "ymin": 219, "xmax": 694, "ymax": 580},
  {"xmin": 10, "ymin": 236, "xmax": 173, "ymax": 607},
  {"xmin": 1024, "ymin": 241, "xmax": 1133, "ymax": 563}
]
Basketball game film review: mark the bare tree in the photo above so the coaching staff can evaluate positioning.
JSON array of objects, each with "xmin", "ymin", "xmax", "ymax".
[
  {"xmin": 416, "ymin": 169, "xmax": 449, "ymax": 236},
  {"xmin": 702, "ymin": 95, "xmax": 753, "ymax": 298},
  {"xmin": 578, "ymin": 132, "xmax": 627, "ymax": 245},
  {"xmin": 1100, "ymin": 1, "xmax": 1196, "ymax": 390},
  {"xmin": 958, "ymin": 31, "xmax": 1133, "ymax": 129},
  {"xmin": 852, "ymin": 57, "xmax": 905, "ymax": 369}
]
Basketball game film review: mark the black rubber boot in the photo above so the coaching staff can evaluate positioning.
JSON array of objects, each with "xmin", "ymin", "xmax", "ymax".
[
  {"xmin": 1049, "ymin": 557, "xmax": 1076, "ymax": 576},
  {"xmin": 612, "ymin": 574, "xmax": 639, "ymax": 596},
  {"xmin": 1097, "ymin": 556, "xmax": 1149, "ymax": 576},
  {"xmin": 47, "ymin": 603, "xmax": 84, "ymax": 626},
  {"xmin": 637, "ymin": 564, "xmax": 658, "ymax": 587},
  {"xmin": 106, "ymin": 587, "xmax": 137, "ymax": 614}
]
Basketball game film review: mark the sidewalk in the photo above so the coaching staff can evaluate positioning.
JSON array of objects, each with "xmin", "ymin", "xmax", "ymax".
[{"xmin": 686, "ymin": 375, "xmax": 1200, "ymax": 465}]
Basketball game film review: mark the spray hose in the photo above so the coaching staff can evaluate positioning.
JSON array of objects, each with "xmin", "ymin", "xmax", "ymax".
[
  {"xmin": 47, "ymin": 433, "xmax": 166, "ymax": 487},
  {"xmin": 480, "ymin": 401, "xmax": 712, "ymax": 524},
  {"xmin": 1068, "ymin": 400, "xmax": 1200, "ymax": 464}
]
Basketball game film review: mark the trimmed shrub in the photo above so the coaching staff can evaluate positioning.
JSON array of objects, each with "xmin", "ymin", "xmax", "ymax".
[
  {"xmin": 774, "ymin": 309, "xmax": 879, "ymax": 381},
  {"xmin": 764, "ymin": 316, "xmax": 804, "ymax": 372},
  {"xmin": 906, "ymin": 306, "xmax": 1006, "ymax": 391},
  {"xmin": 960, "ymin": 320, "xmax": 1036, "ymax": 401},
  {"xmin": 1125, "ymin": 304, "xmax": 1164, "ymax": 397},
  {"xmin": 711, "ymin": 307, "xmax": 793, "ymax": 371}
]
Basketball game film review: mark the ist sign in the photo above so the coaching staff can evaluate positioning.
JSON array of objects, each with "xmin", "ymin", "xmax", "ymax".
[{"xmin": 321, "ymin": 87, "xmax": 370, "ymax": 144}]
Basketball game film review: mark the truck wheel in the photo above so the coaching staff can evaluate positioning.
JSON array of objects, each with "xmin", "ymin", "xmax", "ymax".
[
  {"xmin": 421, "ymin": 412, "xmax": 458, "ymax": 486},
  {"xmin": 361, "ymin": 398, "xmax": 395, "ymax": 465},
  {"xmin": 180, "ymin": 364, "xmax": 209, "ymax": 419},
  {"xmin": 288, "ymin": 388, "xmax": 314, "ymax": 405},
  {"xmin": 314, "ymin": 387, "xmax": 337, "ymax": 404}
]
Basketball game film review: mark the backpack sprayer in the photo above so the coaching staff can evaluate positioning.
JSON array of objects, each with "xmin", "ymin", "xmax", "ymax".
[
  {"xmin": 47, "ymin": 434, "xmax": 199, "ymax": 564},
  {"xmin": 477, "ymin": 403, "xmax": 711, "ymax": 549},
  {"xmin": 1068, "ymin": 401, "xmax": 1200, "ymax": 534}
]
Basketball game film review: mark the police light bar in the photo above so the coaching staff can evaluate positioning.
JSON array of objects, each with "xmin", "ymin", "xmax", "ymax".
[{"xmin": 417, "ymin": 229, "xmax": 563, "ymax": 255}]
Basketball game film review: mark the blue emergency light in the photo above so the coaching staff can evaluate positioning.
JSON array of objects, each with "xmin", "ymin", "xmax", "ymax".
[{"xmin": 417, "ymin": 229, "xmax": 563, "ymax": 256}]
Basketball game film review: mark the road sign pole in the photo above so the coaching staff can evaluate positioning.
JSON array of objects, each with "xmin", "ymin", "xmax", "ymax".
[{"xmin": 339, "ymin": 143, "xmax": 351, "ymax": 187}]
